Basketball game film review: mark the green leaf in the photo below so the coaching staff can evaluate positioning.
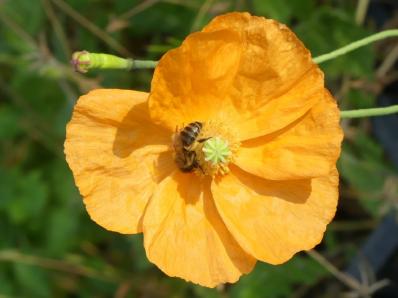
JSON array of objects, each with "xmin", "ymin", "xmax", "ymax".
[
  {"xmin": 253, "ymin": 0, "xmax": 293, "ymax": 23},
  {"xmin": 288, "ymin": 0, "xmax": 316, "ymax": 21},
  {"xmin": 13, "ymin": 262, "xmax": 51, "ymax": 297},
  {"xmin": 45, "ymin": 208, "xmax": 79, "ymax": 256},
  {"xmin": 0, "ymin": 266, "xmax": 15, "ymax": 296},
  {"xmin": 2, "ymin": 0, "xmax": 44, "ymax": 36},
  {"xmin": 345, "ymin": 89, "xmax": 376, "ymax": 110},
  {"xmin": 253, "ymin": 0, "xmax": 315, "ymax": 23},
  {"xmin": 128, "ymin": 234, "xmax": 153, "ymax": 272},
  {"xmin": 0, "ymin": 168, "xmax": 49, "ymax": 225},
  {"xmin": 46, "ymin": 160, "xmax": 80, "ymax": 204},
  {"xmin": 0, "ymin": 105, "xmax": 23, "ymax": 139},
  {"xmin": 338, "ymin": 134, "xmax": 397, "ymax": 216},
  {"xmin": 126, "ymin": 2, "xmax": 196, "ymax": 38},
  {"xmin": 193, "ymin": 286, "xmax": 221, "ymax": 298}
]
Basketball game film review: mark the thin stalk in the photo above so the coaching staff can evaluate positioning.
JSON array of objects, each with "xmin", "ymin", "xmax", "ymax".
[
  {"xmin": 340, "ymin": 105, "xmax": 398, "ymax": 118},
  {"xmin": 132, "ymin": 59, "xmax": 158, "ymax": 69},
  {"xmin": 313, "ymin": 30, "xmax": 398, "ymax": 64},
  {"xmin": 0, "ymin": 250, "xmax": 120, "ymax": 283},
  {"xmin": 306, "ymin": 250, "xmax": 361, "ymax": 291},
  {"xmin": 355, "ymin": 0, "xmax": 370, "ymax": 25}
]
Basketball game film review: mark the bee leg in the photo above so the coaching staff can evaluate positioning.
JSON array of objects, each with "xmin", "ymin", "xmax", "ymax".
[
  {"xmin": 198, "ymin": 137, "xmax": 211, "ymax": 143},
  {"xmin": 183, "ymin": 150, "xmax": 196, "ymax": 172},
  {"xmin": 197, "ymin": 163, "xmax": 205, "ymax": 174},
  {"xmin": 186, "ymin": 151, "xmax": 204, "ymax": 174}
]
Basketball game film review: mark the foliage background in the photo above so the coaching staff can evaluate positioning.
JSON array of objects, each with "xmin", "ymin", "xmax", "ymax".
[{"xmin": 0, "ymin": 0, "xmax": 397, "ymax": 297}]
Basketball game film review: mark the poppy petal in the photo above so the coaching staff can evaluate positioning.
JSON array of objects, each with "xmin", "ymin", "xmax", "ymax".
[
  {"xmin": 149, "ymin": 28, "xmax": 243, "ymax": 129},
  {"xmin": 65, "ymin": 89, "xmax": 174, "ymax": 234},
  {"xmin": 142, "ymin": 171, "xmax": 256, "ymax": 287},
  {"xmin": 234, "ymin": 90, "xmax": 343, "ymax": 180},
  {"xmin": 149, "ymin": 12, "xmax": 323, "ymax": 140},
  {"xmin": 211, "ymin": 165, "xmax": 339, "ymax": 264}
]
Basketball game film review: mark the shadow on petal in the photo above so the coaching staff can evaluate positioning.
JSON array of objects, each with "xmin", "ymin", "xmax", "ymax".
[
  {"xmin": 143, "ymin": 171, "xmax": 255, "ymax": 287},
  {"xmin": 211, "ymin": 166, "xmax": 338, "ymax": 263},
  {"xmin": 202, "ymin": 183, "xmax": 257, "ymax": 274},
  {"xmin": 175, "ymin": 172, "xmax": 203, "ymax": 205},
  {"xmin": 153, "ymin": 151, "xmax": 176, "ymax": 183},
  {"xmin": 228, "ymin": 165, "xmax": 312, "ymax": 204},
  {"xmin": 113, "ymin": 102, "xmax": 172, "ymax": 158}
]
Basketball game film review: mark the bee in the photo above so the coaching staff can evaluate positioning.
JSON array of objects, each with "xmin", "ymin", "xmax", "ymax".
[{"xmin": 174, "ymin": 122, "xmax": 209, "ymax": 173}]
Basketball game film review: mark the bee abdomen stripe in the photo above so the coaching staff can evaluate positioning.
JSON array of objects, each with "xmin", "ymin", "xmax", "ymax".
[{"xmin": 189, "ymin": 122, "xmax": 202, "ymax": 129}]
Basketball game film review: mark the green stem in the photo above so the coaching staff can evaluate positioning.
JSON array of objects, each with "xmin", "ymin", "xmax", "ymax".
[
  {"xmin": 341, "ymin": 105, "xmax": 398, "ymax": 118},
  {"xmin": 132, "ymin": 59, "xmax": 158, "ymax": 69},
  {"xmin": 313, "ymin": 29, "xmax": 398, "ymax": 64}
]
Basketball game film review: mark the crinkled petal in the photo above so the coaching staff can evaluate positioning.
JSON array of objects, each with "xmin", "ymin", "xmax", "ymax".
[
  {"xmin": 235, "ymin": 90, "xmax": 343, "ymax": 180},
  {"xmin": 211, "ymin": 166, "xmax": 339, "ymax": 264},
  {"xmin": 65, "ymin": 89, "xmax": 174, "ymax": 234},
  {"xmin": 149, "ymin": 28, "xmax": 243, "ymax": 129},
  {"xmin": 142, "ymin": 171, "xmax": 256, "ymax": 287},
  {"xmin": 149, "ymin": 12, "xmax": 323, "ymax": 140}
]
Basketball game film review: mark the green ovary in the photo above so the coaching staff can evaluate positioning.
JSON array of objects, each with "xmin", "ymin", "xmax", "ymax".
[{"xmin": 202, "ymin": 137, "xmax": 231, "ymax": 165}]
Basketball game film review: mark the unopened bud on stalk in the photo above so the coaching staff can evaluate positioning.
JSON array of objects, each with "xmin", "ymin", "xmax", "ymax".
[{"xmin": 70, "ymin": 51, "xmax": 157, "ymax": 73}]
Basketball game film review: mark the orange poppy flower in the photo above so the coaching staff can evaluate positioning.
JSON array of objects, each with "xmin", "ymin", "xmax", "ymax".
[{"xmin": 65, "ymin": 12, "xmax": 343, "ymax": 287}]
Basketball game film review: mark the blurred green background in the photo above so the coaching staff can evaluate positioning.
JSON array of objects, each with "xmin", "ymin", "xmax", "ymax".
[{"xmin": 1, "ymin": 0, "xmax": 398, "ymax": 297}]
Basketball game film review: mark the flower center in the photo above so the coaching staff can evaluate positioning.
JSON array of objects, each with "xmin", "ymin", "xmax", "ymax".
[{"xmin": 173, "ymin": 120, "xmax": 239, "ymax": 177}]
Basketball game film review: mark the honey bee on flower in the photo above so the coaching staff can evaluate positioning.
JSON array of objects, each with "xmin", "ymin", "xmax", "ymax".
[
  {"xmin": 65, "ymin": 12, "xmax": 343, "ymax": 287},
  {"xmin": 173, "ymin": 121, "xmax": 208, "ymax": 173}
]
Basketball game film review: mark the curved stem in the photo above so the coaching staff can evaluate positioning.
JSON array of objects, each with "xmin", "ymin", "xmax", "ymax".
[
  {"xmin": 341, "ymin": 105, "xmax": 398, "ymax": 118},
  {"xmin": 313, "ymin": 29, "xmax": 398, "ymax": 64}
]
